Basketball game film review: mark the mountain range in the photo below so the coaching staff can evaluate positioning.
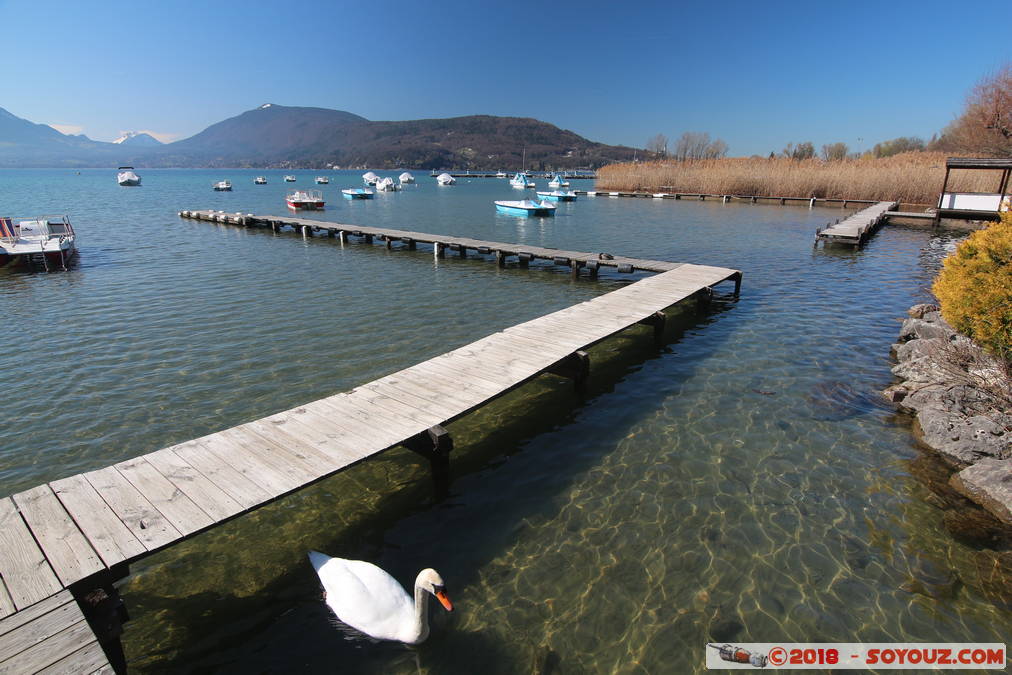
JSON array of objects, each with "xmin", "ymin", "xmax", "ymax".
[{"xmin": 0, "ymin": 104, "xmax": 637, "ymax": 169}]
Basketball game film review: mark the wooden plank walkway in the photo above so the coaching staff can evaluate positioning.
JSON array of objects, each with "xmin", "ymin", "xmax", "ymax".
[
  {"xmin": 573, "ymin": 190, "xmax": 879, "ymax": 208},
  {"xmin": 815, "ymin": 201, "xmax": 899, "ymax": 247},
  {"xmin": 0, "ymin": 590, "xmax": 111, "ymax": 674},
  {"xmin": 178, "ymin": 210, "xmax": 679, "ymax": 275},
  {"xmin": 0, "ymin": 218, "xmax": 740, "ymax": 671}
]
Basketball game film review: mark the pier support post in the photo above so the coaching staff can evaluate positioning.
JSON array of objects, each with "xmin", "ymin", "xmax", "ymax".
[
  {"xmin": 585, "ymin": 259, "xmax": 599, "ymax": 279},
  {"xmin": 638, "ymin": 311, "xmax": 667, "ymax": 346},
  {"xmin": 732, "ymin": 271, "xmax": 742, "ymax": 297},
  {"xmin": 271, "ymin": 221, "xmax": 280, "ymax": 233},
  {"xmin": 302, "ymin": 224, "xmax": 313, "ymax": 237},
  {"xmin": 385, "ymin": 236, "xmax": 393, "ymax": 249},
  {"xmin": 74, "ymin": 564, "xmax": 131, "ymax": 674},
  {"xmin": 518, "ymin": 252, "xmax": 531, "ymax": 268},
  {"xmin": 339, "ymin": 230, "xmax": 348, "ymax": 243},
  {"xmin": 570, "ymin": 260, "xmax": 582, "ymax": 278},
  {"xmin": 327, "ymin": 229, "xmax": 335, "ymax": 238},
  {"xmin": 495, "ymin": 250, "xmax": 507, "ymax": 267},
  {"xmin": 694, "ymin": 288, "xmax": 713, "ymax": 314},
  {"xmin": 546, "ymin": 350, "xmax": 590, "ymax": 392},
  {"xmin": 402, "ymin": 425, "xmax": 453, "ymax": 499},
  {"xmin": 405, "ymin": 238, "xmax": 416, "ymax": 250},
  {"xmin": 434, "ymin": 242, "xmax": 445, "ymax": 258},
  {"xmin": 457, "ymin": 245, "xmax": 467, "ymax": 258},
  {"xmin": 364, "ymin": 234, "xmax": 373, "ymax": 244}
]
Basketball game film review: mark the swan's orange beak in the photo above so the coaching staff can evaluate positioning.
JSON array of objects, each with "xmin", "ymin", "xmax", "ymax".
[{"xmin": 435, "ymin": 589, "xmax": 454, "ymax": 612}]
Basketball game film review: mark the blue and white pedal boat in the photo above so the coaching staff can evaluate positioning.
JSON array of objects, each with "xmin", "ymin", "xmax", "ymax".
[
  {"xmin": 494, "ymin": 199, "xmax": 556, "ymax": 216},
  {"xmin": 342, "ymin": 188, "xmax": 375, "ymax": 200},
  {"xmin": 536, "ymin": 190, "xmax": 577, "ymax": 202}
]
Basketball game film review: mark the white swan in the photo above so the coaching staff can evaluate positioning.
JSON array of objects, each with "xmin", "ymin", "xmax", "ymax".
[{"xmin": 308, "ymin": 551, "xmax": 453, "ymax": 644}]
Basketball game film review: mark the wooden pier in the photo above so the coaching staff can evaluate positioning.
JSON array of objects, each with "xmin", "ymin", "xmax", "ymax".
[
  {"xmin": 178, "ymin": 210, "xmax": 684, "ymax": 276},
  {"xmin": 574, "ymin": 190, "xmax": 879, "ymax": 208},
  {"xmin": 815, "ymin": 201, "xmax": 898, "ymax": 247},
  {"xmin": 0, "ymin": 216, "xmax": 741, "ymax": 672}
]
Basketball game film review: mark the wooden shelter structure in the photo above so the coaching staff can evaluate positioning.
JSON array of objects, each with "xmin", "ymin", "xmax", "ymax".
[{"xmin": 937, "ymin": 157, "xmax": 1012, "ymax": 222}]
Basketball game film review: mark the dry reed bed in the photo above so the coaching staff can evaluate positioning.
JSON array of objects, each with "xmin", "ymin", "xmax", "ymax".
[{"xmin": 596, "ymin": 153, "xmax": 1000, "ymax": 204}]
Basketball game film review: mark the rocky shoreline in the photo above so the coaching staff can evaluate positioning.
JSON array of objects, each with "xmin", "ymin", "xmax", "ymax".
[{"xmin": 885, "ymin": 304, "xmax": 1012, "ymax": 524}]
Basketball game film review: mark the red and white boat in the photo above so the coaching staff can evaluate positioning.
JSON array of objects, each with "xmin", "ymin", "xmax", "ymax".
[
  {"xmin": 0, "ymin": 215, "xmax": 77, "ymax": 271},
  {"xmin": 286, "ymin": 189, "xmax": 325, "ymax": 210}
]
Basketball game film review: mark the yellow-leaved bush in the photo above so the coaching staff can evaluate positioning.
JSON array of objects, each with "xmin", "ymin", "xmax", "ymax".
[{"xmin": 932, "ymin": 212, "xmax": 1012, "ymax": 362}]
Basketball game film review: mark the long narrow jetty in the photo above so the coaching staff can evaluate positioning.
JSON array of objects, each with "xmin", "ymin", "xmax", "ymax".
[
  {"xmin": 0, "ymin": 217, "xmax": 741, "ymax": 671},
  {"xmin": 815, "ymin": 201, "xmax": 898, "ymax": 247},
  {"xmin": 574, "ymin": 190, "xmax": 879, "ymax": 207},
  {"xmin": 179, "ymin": 209, "xmax": 682, "ymax": 275}
]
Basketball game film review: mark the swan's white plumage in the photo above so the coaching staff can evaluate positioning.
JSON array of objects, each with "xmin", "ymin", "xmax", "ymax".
[{"xmin": 309, "ymin": 551, "xmax": 446, "ymax": 644}]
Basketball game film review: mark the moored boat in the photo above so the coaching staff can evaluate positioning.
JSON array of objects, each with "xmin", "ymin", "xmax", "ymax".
[
  {"xmin": 0, "ymin": 215, "xmax": 77, "ymax": 270},
  {"xmin": 254, "ymin": 176, "xmax": 268, "ymax": 184},
  {"xmin": 536, "ymin": 190, "xmax": 577, "ymax": 202},
  {"xmin": 286, "ymin": 189, "xmax": 325, "ymax": 209},
  {"xmin": 399, "ymin": 172, "xmax": 415, "ymax": 184},
  {"xmin": 547, "ymin": 173, "xmax": 570, "ymax": 188},
  {"xmin": 342, "ymin": 188, "xmax": 374, "ymax": 199},
  {"xmin": 494, "ymin": 199, "xmax": 556, "ymax": 216},
  {"xmin": 315, "ymin": 176, "xmax": 329, "ymax": 184},
  {"xmin": 375, "ymin": 177, "xmax": 400, "ymax": 191},
  {"xmin": 435, "ymin": 173, "xmax": 456, "ymax": 185},
  {"xmin": 284, "ymin": 175, "xmax": 297, "ymax": 182},
  {"xmin": 213, "ymin": 180, "xmax": 232, "ymax": 191},
  {"xmin": 509, "ymin": 172, "xmax": 535, "ymax": 189},
  {"xmin": 362, "ymin": 171, "xmax": 379, "ymax": 186},
  {"xmin": 117, "ymin": 166, "xmax": 141, "ymax": 186}
]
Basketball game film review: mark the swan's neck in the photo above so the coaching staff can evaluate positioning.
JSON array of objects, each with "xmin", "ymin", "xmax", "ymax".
[{"xmin": 408, "ymin": 582, "xmax": 430, "ymax": 644}]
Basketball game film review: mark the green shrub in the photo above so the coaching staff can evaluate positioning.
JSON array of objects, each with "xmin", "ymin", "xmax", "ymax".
[{"xmin": 933, "ymin": 212, "xmax": 1012, "ymax": 362}]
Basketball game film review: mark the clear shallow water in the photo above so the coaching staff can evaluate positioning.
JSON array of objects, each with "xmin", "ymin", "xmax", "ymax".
[{"xmin": 1, "ymin": 169, "xmax": 1007, "ymax": 672}]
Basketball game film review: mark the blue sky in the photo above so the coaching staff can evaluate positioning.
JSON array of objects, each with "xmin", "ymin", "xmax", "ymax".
[{"xmin": 1, "ymin": 0, "xmax": 1010, "ymax": 155}]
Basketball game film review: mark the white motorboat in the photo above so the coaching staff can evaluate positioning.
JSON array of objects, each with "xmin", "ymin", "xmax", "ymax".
[
  {"xmin": 375, "ymin": 177, "xmax": 400, "ymax": 191},
  {"xmin": 399, "ymin": 172, "xmax": 415, "ymax": 184},
  {"xmin": 286, "ymin": 189, "xmax": 325, "ymax": 209},
  {"xmin": 284, "ymin": 175, "xmax": 297, "ymax": 182},
  {"xmin": 362, "ymin": 171, "xmax": 379, "ymax": 186},
  {"xmin": 213, "ymin": 180, "xmax": 232, "ymax": 191},
  {"xmin": 315, "ymin": 176, "xmax": 329, "ymax": 184},
  {"xmin": 435, "ymin": 173, "xmax": 456, "ymax": 185},
  {"xmin": 0, "ymin": 215, "xmax": 77, "ymax": 270},
  {"xmin": 117, "ymin": 166, "xmax": 141, "ymax": 186},
  {"xmin": 254, "ymin": 176, "xmax": 267, "ymax": 184}
]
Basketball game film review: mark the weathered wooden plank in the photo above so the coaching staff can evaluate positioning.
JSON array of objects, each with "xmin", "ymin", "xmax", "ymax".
[
  {"xmin": 307, "ymin": 397, "xmax": 427, "ymax": 448},
  {"xmin": 218, "ymin": 427, "xmax": 317, "ymax": 487},
  {"xmin": 169, "ymin": 440, "xmax": 271, "ymax": 510},
  {"xmin": 243, "ymin": 415, "xmax": 358, "ymax": 471},
  {"xmin": 0, "ymin": 586, "xmax": 13, "ymax": 620},
  {"xmin": 142, "ymin": 449, "xmax": 244, "ymax": 524},
  {"xmin": 49, "ymin": 476, "xmax": 145, "ymax": 569},
  {"xmin": 0, "ymin": 595, "xmax": 82, "ymax": 663},
  {"xmin": 36, "ymin": 639, "xmax": 111, "ymax": 675},
  {"xmin": 0, "ymin": 617, "xmax": 97, "ymax": 674},
  {"xmin": 266, "ymin": 407, "xmax": 376, "ymax": 463},
  {"xmin": 0, "ymin": 499, "xmax": 62, "ymax": 610},
  {"xmin": 82, "ymin": 467, "xmax": 180, "ymax": 551},
  {"xmin": 0, "ymin": 592, "xmax": 73, "ymax": 640},
  {"xmin": 198, "ymin": 433, "xmax": 301, "ymax": 496},
  {"xmin": 11, "ymin": 487, "xmax": 104, "ymax": 588},
  {"xmin": 341, "ymin": 386, "xmax": 445, "ymax": 428}
]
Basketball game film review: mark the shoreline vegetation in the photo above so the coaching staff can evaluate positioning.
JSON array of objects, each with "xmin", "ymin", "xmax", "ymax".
[{"xmin": 595, "ymin": 152, "xmax": 1002, "ymax": 205}]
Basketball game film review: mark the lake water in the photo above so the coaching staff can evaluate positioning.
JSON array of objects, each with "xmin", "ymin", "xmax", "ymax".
[{"xmin": 1, "ymin": 169, "xmax": 1008, "ymax": 673}]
